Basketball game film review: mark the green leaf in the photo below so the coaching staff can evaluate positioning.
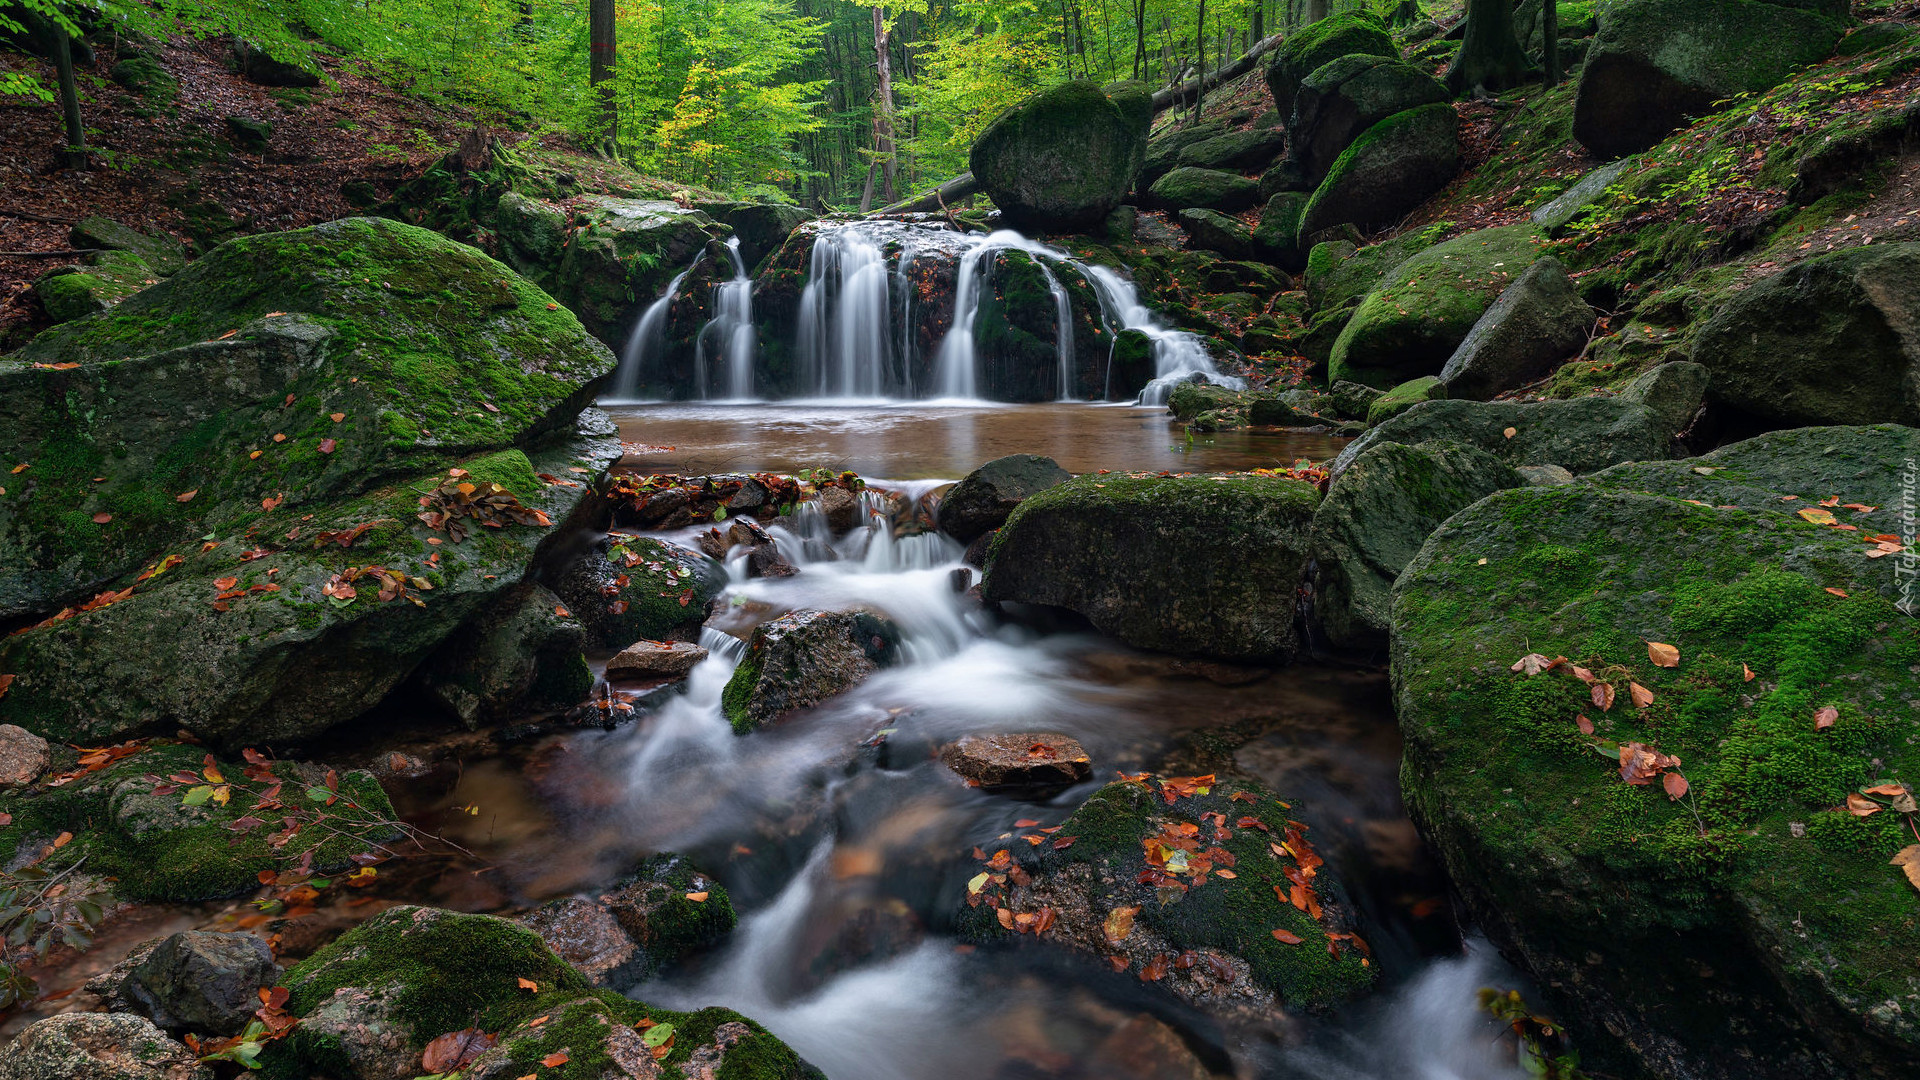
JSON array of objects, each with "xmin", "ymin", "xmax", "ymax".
[
  {"xmin": 642, "ymin": 1021, "xmax": 675, "ymax": 1048},
  {"xmin": 183, "ymin": 784, "xmax": 215, "ymax": 806},
  {"xmin": 306, "ymin": 785, "xmax": 334, "ymax": 802},
  {"xmin": 713, "ymin": 506, "xmax": 728, "ymax": 521}
]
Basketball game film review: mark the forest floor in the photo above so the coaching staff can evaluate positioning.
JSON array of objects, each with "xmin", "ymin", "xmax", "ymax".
[{"xmin": 0, "ymin": 33, "xmax": 673, "ymax": 345}]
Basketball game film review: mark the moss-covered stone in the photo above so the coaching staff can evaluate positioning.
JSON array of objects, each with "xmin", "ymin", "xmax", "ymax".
[
  {"xmin": 108, "ymin": 55, "xmax": 178, "ymax": 114},
  {"xmin": 958, "ymin": 776, "xmax": 1375, "ymax": 1012},
  {"xmin": 1334, "ymin": 396, "xmax": 1675, "ymax": 478},
  {"xmin": 722, "ymin": 610, "xmax": 901, "ymax": 734},
  {"xmin": 982, "ymin": 473, "xmax": 1320, "ymax": 662},
  {"xmin": 1390, "ymin": 424, "xmax": 1920, "ymax": 1080},
  {"xmin": 1289, "ymin": 54, "xmax": 1450, "ymax": 186},
  {"xmin": 1176, "ymin": 127, "xmax": 1287, "ymax": 172},
  {"xmin": 1177, "ymin": 208, "xmax": 1254, "ymax": 259},
  {"xmin": 1166, "ymin": 381, "xmax": 1249, "ymax": 420},
  {"xmin": 1147, "ymin": 167, "xmax": 1261, "ymax": 213},
  {"xmin": 1265, "ymin": 12, "xmax": 1398, "ymax": 117},
  {"xmin": 971, "ymin": 80, "xmax": 1151, "ymax": 232},
  {"xmin": 549, "ymin": 197, "xmax": 727, "ymax": 348},
  {"xmin": 71, "ymin": 216, "xmax": 187, "ymax": 276},
  {"xmin": 1139, "ymin": 120, "xmax": 1228, "ymax": 190},
  {"xmin": 1572, "ymin": 0, "xmax": 1846, "ymax": 158},
  {"xmin": 0, "ymin": 742, "xmax": 396, "ymax": 903},
  {"xmin": 1299, "ymin": 103, "xmax": 1461, "ymax": 239},
  {"xmin": 31, "ymin": 252, "xmax": 158, "ymax": 323},
  {"xmin": 1365, "ymin": 375, "xmax": 1447, "ymax": 424},
  {"xmin": 1329, "ymin": 224, "xmax": 1547, "ymax": 387},
  {"xmin": 939, "ymin": 454, "xmax": 1071, "ymax": 543},
  {"xmin": 553, "ymin": 536, "xmax": 720, "ymax": 651},
  {"xmin": 1252, "ymin": 192, "xmax": 1311, "ymax": 271}
]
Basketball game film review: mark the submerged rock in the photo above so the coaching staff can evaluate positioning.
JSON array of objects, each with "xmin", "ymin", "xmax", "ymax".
[
  {"xmin": 1310, "ymin": 440, "xmax": 1521, "ymax": 650},
  {"xmin": 970, "ymin": 80, "xmax": 1151, "ymax": 232},
  {"xmin": 981, "ymin": 473, "xmax": 1319, "ymax": 663},
  {"xmin": 722, "ymin": 610, "xmax": 902, "ymax": 734},
  {"xmin": 940, "ymin": 732, "xmax": 1092, "ymax": 789},
  {"xmin": 1391, "ymin": 424, "xmax": 1920, "ymax": 1080},
  {"xmin": 0, "ymin": 1013, "xmax": 209, "ymax": 1080},
  {"xmin": 938, "ymin": 454, "xmax": 1072, "ymax": 544},
  {"xmin": 960, "ymin": 775, "xmax": 1375, "ymax": 1016},
  {"xmin": 1689, "ymin": 243, "xmax": 1920, "ymax": 427}
]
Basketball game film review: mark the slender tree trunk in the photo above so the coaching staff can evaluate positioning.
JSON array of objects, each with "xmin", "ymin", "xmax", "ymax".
[
  {"xmin": 588, "ymin": 0, "xmax": 617, "ymax": 152},
  {"xmin": 1131, "ymin": 0, "xmax": 1148, "ymax": 79},
  {"xmin": 858, "ymin": 160, "xmax": 879, "ymax": 213},
  {"xmin": 52, "ymin": 24, "xmax": 85, "ymax": 169},
  {"xmin": 1543, "ymin": 0, "xmax": 1561, "ymax": 86},
  {"xmin": 872, "ymin": 7, "xmax": 896, "ymax": 206},
  {"xmin": 1191, "ymin": 0, "xmax": 1205, "ymax": 124},
  {"xmin": 1305, "ymin": 0, "xmax": 1329, "ymax": 24},
  {"xmin": 1447, "ymin": 0, "xmax": 1533, "ymax": 95}
]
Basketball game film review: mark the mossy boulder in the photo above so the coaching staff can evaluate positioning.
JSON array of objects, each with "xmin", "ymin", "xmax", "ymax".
[
  {"xmin": 1390, "ymin": 424, "xmax": 1920, "ymax": 1080},
  {"xmin": 1365, "ymin": 375, "xmax": 1447, "ymax": 425},
  {"xmin": 959, "ymin": 775, "xmax": 1375, "ymax": 1012},
  {"xmin": 0, "ymin": 1013, "xmax": 209, "ymax": 1080},
  {"xmin": 1436, "ymin": 255, "xmax": 1593, "ymax": 401},
  {"xmin": 71, "ymin": 216, "xmax": 187, "ymax": 276},
  {"xmin": 548, "ymin": 197, "xmax": 726, "ymax": 347},
  {"xmin": 2, "ymin": 217, "xmax": 613, "ymax": 621},
  {"xmin": 1147, "ymin": 167, "xmax": 1261, "ymax": 213},
  {"xmin": 1298, "ymin": 103, "xmax": 1461, "ymax": 239},
  {"xmin": 413, "ymin": 581, "xmax": 591, "ymax": 726},
  {"xmin": 1166, "ymin": 381, "xmax": 1249, "ymax": 421},
  {"xmin": 1330, "ymin": 379, "xmax": 1384, "ymax": 420},
  {"xmin": 1329, "ymin": 224, "xmax": 1547, "ymax": 388},
  {"xmin": 1334, "ymin": 396, "xmax": 1676, "ymax": 479},
  {"xmin": 595, "ymin": 852, "xmax": 738, "ymax": 978},
  {"xmin": 1690, "ymin": 243, "xmax": 1920, "ymax": 427},
  {"xmin": 1252, "ymin": 192, "xmax": 1311, "ymax": 271},
  {"xmin": 722, "ymin": 610, "xmax": 902, "ymax": 734},
  {"xmin": 939, "ymin": 454, "xmax": 1072, "ymax": 544},
  {"xmin": 981, "ymin": 473, "xmax": 1320, "ymax": 663},
  {"xmin": 31, "ymin": 252, "xmax": 158, "ymax": 323},
  {"xmin": 1288, "ymin": 54, "xmax": 1450, "ymax": 187},
  {"xmin": 1139, "ymin": 121, "xmax": 1228, "ymax": 190},
  {"xmin": 1176, "ymin": 127, "xmax": 1288, "ymax": 172},
  {"xmin": 1177, "ymin": 208, "xmax": 1254, "ymax": 259},
  {"xmin": 693, "ymin": 200, "xmax": 815, "ymax": 272},
  {"xmin": 0, "ymin": 742, "xmax": 396, "ymax": 902},
  {"xmin": 1265, "ymin": 12, "xmax": 1398, "ymax": 117},
  {"xmin": 1310, "ymin": 439, "xmax": 1520, "ymax": 649},
  {"xmin": 970, "ymin": 80, "xmax": 1151, "ymax": 232},
  {"xmin": 267, "ymin": 906, "xmax": 817, "ymax": 1080},
  {"xmin": 550, "ymin": 536, "xmax": 721, "ymax": 650},
  {"xmin": 108, "ymin": 55, "xmax": 178, "ymax": 113},
  {"xmin": 1572, "ymin": 0, "xmax": 1846, "ymax": 158},
  {"xmin": 1619, "ymin": 360, "xmax": 1710, "ymax": 435}
]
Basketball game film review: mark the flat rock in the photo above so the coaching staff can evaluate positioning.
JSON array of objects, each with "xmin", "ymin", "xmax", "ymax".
[
  {"xmin": 518, "ymin": 897, "xmax": 644, "ymax": 988},
  {"xmin": 606, "ymin": 640, "xmax": 709, "ymax": 680},
  {"xmin": 940, "ymin": 733, "xmax": 1092, "ymax": 789},
  {"xmin": 0, "ymin": 724, "xmax": 50, "ymax": 786},
  {"xmin": 0, "ymin": 1013, "xmax": 209, "ymax": 1080}
]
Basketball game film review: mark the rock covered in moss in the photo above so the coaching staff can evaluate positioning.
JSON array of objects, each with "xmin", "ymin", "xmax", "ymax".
[
  {"xmin": 1329, "ymin": 224, "xmax": 1547, "ymax": 387},
  {"xmin": 1147, "ymin": 168, "xmax": 1261, "ymax": 213},
  {"xmin": 959, "ymin": 775, "xmax": 1375, "ymax": 1016},
  {"xmin": 551, "ymin": 535, "xmax": 720, "ymax": 651},
  {"xmin": 1139, "ymin": 121, "xmax": 1228, "ymax": 190},
  {"xmin": 1390, "ymin": 424, "xmax": 1920, "ymax": 1080},
  {"xmin": 969, "ymin": 80, "xmax": 1151, "ymax": 232},
  {"xmin": 939, "ymin": 454, "xmax": 1072, "ymax": 544},
  {"xmin": 1572, "ymin": 0, "xmax": 1846, "ymax": 158},
  {"xmin": 517, "ymin": 898, "xmax": 647, "ymax": 989},
  {"xmin": 546, "ymin": 198, "xmax": 726, "ymax": 347},
  {"xmin": 1619, "ymin": 360, "xmax": 1710, "ymax": 435},
  {"xmin": 267, "ymin": 905, "xmax": 815, "ymax": 1080},
  {"xmin": 0, "ymin": 414, "xmax": 620, "ymax": 748},
  {"xmin": 1365, "ymin": 375, "xmax": 1447, "ymax": 425},
  {"xmin": 693, "ymin": 200, "xmax": 815, "ymax": 272},
  {"xmin": 0, "ymin": 742, "xmax": 396, "ymax": 902},
  {"xmin": 1264, "ymin": 11, "xmax": 1398, "ymax": 117},
  {"xmin": 1251, "ymin": 192, "xmax": 1311, "ymax": 271},
  {"xmin": 981, "ymin": 473, "xmax": 1319, "ymax": 662},
  {"xmin": 32, "ymin": 251, "xmax": 160, "ymax": 324},
  {"xmin": 1334, "ymin": 396, "xmax": 1675, "ymax": 479},
  {"xmin": 1436, "ymin": 256, "xmax": 1593, "ymax": 401},
  {"xmin": 70, "ymin": 217, "xmax": 187, "ymax": 276},
  {"xmin": 1329, "ymin": 379, "xmax": 1383, "ymax": 420},
  {"xmin": 598, "ymin": 853, "xmax": 737, "ymax": 975},
  {"xmin": 414, "ymin": 581, "xmax": 589, "ymax": 726},
  {"xmin": 1177, "ymin": 209, "xmax": 1255, "ymax": 259},
  {"xmin": 1310, "ymin": 440, "xmax": 1520, "ymax": 649},
  {"xmin": 1690, "ymin": 243, "xmax": 1920, "ymax": 426},
  {"xmin": 1299, "ymin": 103, "xmax": 1458, "ymax": 239},
  {"xmin": 1176, "ymin": 127, "xmax": 1287, "ymax": 172},
  {"xmin": 722, "ymin": 610, "xmax": 902, "ymax": 734},
  {"xmin": 1288, "ymin": 54, "xmax": 1449, "ymax": 187},
  {"xmin": 0, "ymin": 1012, "xmax": 210, "ymax": 1080}
]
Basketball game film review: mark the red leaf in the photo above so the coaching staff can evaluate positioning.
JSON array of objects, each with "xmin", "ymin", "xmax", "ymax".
[
  {"xmin": 1663, "ymin": 772, "xmax": 1689, "ymax": 800},
  {"xmin": 1814, "ymin": 706, "xmax": 1838, "ymax": 730},
  {"xmin": 422, "ymin": 1028, "xmax": 498, "ymax": 1073},
  {"xmin": 1271, "ymin": 928, "xmax": 1303, "ymax": 944},
  {"xmin": 318, "ymin": 439, "xmax": 336, "ymax": 454}
]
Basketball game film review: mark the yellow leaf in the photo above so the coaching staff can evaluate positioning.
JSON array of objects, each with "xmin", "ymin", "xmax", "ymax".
[
  {"xmin": 1646, "ymin": 641, "xmax": 1679, "ymax": 667},
  {"xmin": 211, "ymin": 785, "xmax": 231, "ymax": 806},
  {"xmin": 1892, "ymin": 846, "xmax": 1920, "ymax": 894},
  {"xmin": 1797, "ymin": 508, "xmax": 1836, "ymax": 525}
]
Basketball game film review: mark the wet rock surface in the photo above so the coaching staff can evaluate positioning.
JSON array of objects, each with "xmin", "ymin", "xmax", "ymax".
[
  {"xmin": 722, "ymin": 610, "xmax": 901, "ymax": 734},
  {"xmin": 0, "ymin": 1013, "xmax": 210, "ymax": 1080},
  {"xmin": 606, "ymin": 640, "xmax": 710, "ymax": 680},
  {"xmin": 940, "ymin": 733, "xmax": 1093, "ymax": 789},
  {"xmin": 937, "ymin": 454, "xmax": 1072, "ymax": 544}
]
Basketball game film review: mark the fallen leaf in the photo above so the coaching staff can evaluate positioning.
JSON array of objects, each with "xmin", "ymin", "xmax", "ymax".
[
  {"xmin": 1104, "ymin": 905, "xmax": 1140, "ymax": 944},
  {"xmin": 421, "ymin": 1028, "xmax": 498, "ymax": 1074},
  {"xmin": 1591, "ymin": 682, "xmax": 1615, "ymax": 711},
  {"xmin": 1271, "ymin": 928, "xmax": 1303, "ymax": 944},
  {"xmin": 1663, "ymin": 772, "xmax": 1689, "ymax": 800},
  {"xmin": 1511, "ymin": 652, "xmax": 1554, "ymax": 676},
  {"xmin": 1814, "ymin": 706, "xmax": 1839, "ymax": 730},
  {"xmin": 1647, "ymin": 641, "xmax": 1679, "ymax": 667},
  {"xmin": 1629, "ymin": 682, "xmax": 1654, "ymax": 709},
  {"xmin": 272, "ymin": 433, "xmax": 287, "ymax": 443},
  {"xmin": 1892, "ymin": 846, "xmax": 1920, "ymax": 894},
  {"xmin": 318, "ymin": 439, "xmax": 336, "ymax": 454},
  {"xmin": 516, "ymin": 977, "xmax": 539, "ymax": 991},
  {"xmin": 1846, "ymin": 792, "xmax": 1882, "ymax": 817},
  {"xmin": 1139, "ymin": 954, "xmax": 1170, "ymax": 981},
  {"xmin": 1502, "ymin": 426, "xmax": 1517, "ymax": 439},
  {"xmin": 176, "ymin": 489, "xmax": 197, "ymax": 502},
  {"xmin": 91, "ymin": 512, "xmax": 112, "ymax": 524},
  {"xmin": 684, "ymin": 891, "xmax": 709, "ymax": 902},
  {"xmin": 1824, "ymin": 587, "xmax": 1848, "ymax": 598},
  {"xmin": 541, "ymin": 1051, "xmax": 570, "ymax": 1068},
  {"xmin": 1743, "ymin": 663, "xmax": 1755, "ymax": 682},
  {"xmin": 330, "ymin": 412, "xmax": 345, "ymax": 422},
  {"xmin": 1797, "ymin": 508, "xmax": 1836, "ymax": 525},
  {"xmin": 1575, "ymin": 714, "xmax": 1594, "ymax": 735}
]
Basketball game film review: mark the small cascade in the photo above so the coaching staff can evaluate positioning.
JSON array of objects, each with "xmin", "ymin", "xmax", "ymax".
[
  {"xmin": 1080, "ymin": 263, "xmax": 1243, "ymax": 405},
  {"xmin": 694, "ymin": 238, "xmax": 757, "ymax": 400},
  {"xmin": 795, "ymin": 224, "xmax": 910, "ymax": 399},
  {"xmin": 608, "ymin": 260, "xmax": 698, "ymax": 401}
]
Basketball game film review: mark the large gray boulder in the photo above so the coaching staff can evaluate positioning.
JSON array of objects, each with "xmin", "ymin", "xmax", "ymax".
[
  {"xmin": 1572, "ymin": 0, "xmax": 1846, "ymax": 158},
  {"xmin": 722, "ymin": 610, "xmax": 902, "ymax": 733},
  {"xmin": 1437, "ymin": 256, "xmax": 1593, "ymax": 400},
  {"xmin": 1177, "ymin": 209, "xmax": 1255, "ymax": 259},
  {"xmin": 982, "ymin": 473, "xmax": 1320, "ymax": 662},
  {"xmin": 1312, "ymin": 440, "xmax": 1521, "ymax": 650},
  {"xmin": 938, "ymin": 454, "xmax": 1071, "ymax": 543},
  {"xmin": 1177, "ymin": 127, "xmax": 1287, "ymax": 171},
  {"xmin": 0, "ymin": 1013, "xmax": 209, "ymax": 1080},
  {"xmin": 1299, "ymin": 103, "xmax": 1460, "ymax": 239},
  {"xmin": 543, "ymin": 196, "xmax": 725, "ymax": 347},
  {"xmin": 1332, "ymin": 397, "xmax": 1678, "ymax": 479},
  {"xmin": 1690, "ymin": 243, "xmax": 1920, "ymax": 426},
  {"xmin": 1391, "ymin": 424, "xmax": 1920, "ymax": 1080},
  {"xmin": 1620, "ymin": 360, "xmax": 1711, "ymax": 435},
  {"xmin": 114, "ymin": 931, "xmax": 281, "ymax": 1036},
  {"xmin": 1264, "ymin": 11, "xmax": 1398, "ymax": 117},
  {"xmin": 1287, "ymin": 54, "xmax": 1449, "ymax": 187},
  {"xmin": 970, "ymin": 80, "xmax": 1151, "ymax": 231},
  {"xmin": 414, "ymin": 581, "xmax": 591, "ymax": 726}
]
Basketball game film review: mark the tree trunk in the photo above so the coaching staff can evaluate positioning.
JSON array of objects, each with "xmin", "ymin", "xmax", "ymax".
[
  {"xmin": 858, "ymin": 160, "xmax": 879, "ymax": 213},
  {"xmin": 1447, "ymin": 0, "xmax": 1534, "ymax": 95},
  {"xmin": 1543, "ymin": 0, "xmax": 1561, "ymax": 86},
  {"xmin": 1131, "ymin": 0, "xmax": 1148, "ymax": 78},
  {"xmin": 52, "ymin": 24, "xmax": 86, "ymax": 169},
  {"xmin": 1304, "ymin": 0, "xmax": 1329, "ymax": 25},
  {"xmin": 1191, "ymin": 0, "xmax": 1205, "ymax": 124},
  {"xmin": 872, "ymin": 7, "xmax": 896, "ymax": 206},
  {"xmin": 588, "ymin": 0, "xmax": 617, "ymax": 152},
  {"xmin": 1147, "ymin": 31, "xmax": 1284, "ymax": 112}
]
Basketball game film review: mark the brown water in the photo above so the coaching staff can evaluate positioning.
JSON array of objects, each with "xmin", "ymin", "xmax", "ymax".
[{"xmin": 607, "ymin": 402, "xmax": 1349, "ymax": 480}]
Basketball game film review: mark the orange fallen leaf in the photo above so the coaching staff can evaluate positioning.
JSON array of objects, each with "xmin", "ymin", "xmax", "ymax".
[
  {"xmin": 1646, "ymin": 641, "xmax": 1679, "ymax": 667},
  {"xmin": 1742, "ymin": 663, "xmax": 1755, "ymax": 682},
  {"xmin": 91, "ymin": 513, "xmax": 111, "ymax": 524},
  {"xmin": 176, "ymin": 489, "xmax": 198, "ymax": 502},
  {"xmin": 1662, "ymin": 772, "xmax": 1688, "ymax": 800},
  {"xmin": 1271, "ymin": 928, "xmax": 1303, "ymax": 944},
  {"xmin": 1814, "ymin": 706, "xmax": 1839, "ymax": 730},
  {"xmin": 272, "ymin": 433, "xmax": 287, "ymax": 443},
  {"xmin": 516, "ymin": 977, "xmax": 539, "ymax": 991},
  {"xmin": 541, "ymin": 1051, "xmax": 569, "ymax": 1068},
  {"xmin": 684, "ymin": 891, "xmax": 709, "ymax": 902},
  {"xmin": 1797, "ymin": 508, "xmax": 1836, "ymax": 525},
  {"xmin": 1629, "ymin": 682, "xmax": 1654, "ymax": 709},
  {"xmin": 330, "ymin": 412, "xmax": 345, "ymax": 423},
  {"xmin": 1846, "ymin": 792, "xmax": 1882, "ymax": 817},
  {"xmin": 1824, "ymin": 587, "xmax": 1848, "ymax": 598},
  {"xmin": 1891, "ymin": 846, "xmax": 1920, "ymax": 894}
]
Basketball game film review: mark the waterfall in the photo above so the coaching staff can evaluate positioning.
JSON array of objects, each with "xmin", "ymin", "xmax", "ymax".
[
  {"xmin": 607, "ymin": 259, "xmax": 698, "ymax": 402},
  {"xmin": 695, "ymin": 238, "xmax": 756, "ymax": 400},
  {"xmin": 795, "ymin": 225, "xmax": 904, "ymax": 399},
  {"xmin": 1080, "ymin": 263, "xmax": 1243, "ymax": 406}
]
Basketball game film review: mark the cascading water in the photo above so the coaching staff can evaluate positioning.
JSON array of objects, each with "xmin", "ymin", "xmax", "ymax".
[
  {"xmin": 694, "ymin": 238, "xmax": 757, "ymax": 400},
  {"xmin": 795, "ymin": 224, "xmax": 916, "ymax": 399},
  {"xmin": 608, "ymin": 261, "xmax": 697, "ymax": 401},
  {"xmin": 1080, "ymin": 262, "xmax": 1241, "ymax": 406}
]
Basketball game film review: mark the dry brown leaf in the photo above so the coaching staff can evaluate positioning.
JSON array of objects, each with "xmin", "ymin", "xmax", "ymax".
[
  {"xmin": 1104, "ymin": 905, "xmax": 1140, "ymax": 944},
  {"xmin": 1845, "ymin": 792, "xmax": 1882, "ymax": 817},
  {"xmin": 516, "ymin": 977, "xmax": 538, "ymax": 991},
  {"xmin": 1591, "ymin": 682, "xmax": 1615, "ymax": 711},
  {"xmin": 1510, "ymin": 652, "xmax": 1554, "ymax": 676},
  {"xmin": 1647, "ymin": 641, "xmax": 1679, "ymax": 668},
  {"xmin": 1629, "ymin": 682, "xmax": 1654, "ymax": 709},
  {"xmin": 1575, "ymin": 714, "xmax": 1595, "ymax": 735},
  {"xmin": 1891, "ymin": 846, "xmax": 1920, "ymax": 894},
  {"xmin": 1742, "ymin": 663, "xmax": 1755, "ymax": 682},
  {"xmin": 1663, "ymin": 772, "xmax": 1689, "ymax": 800},
  {"xmin": 684, "ymin": 891, "xmax": 709, "ymax": 902},
  {"xmin": 1814, "ymin": 706, "xmax": 1839, "ymax": 730},
  {"xmin": 1271, "ymin": 928, "xmax": 1304, "ymax": 944}
]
